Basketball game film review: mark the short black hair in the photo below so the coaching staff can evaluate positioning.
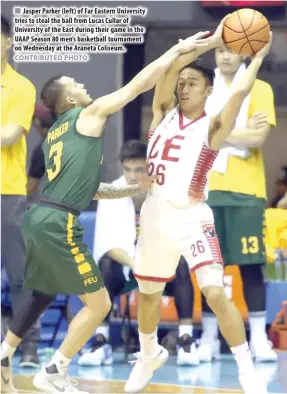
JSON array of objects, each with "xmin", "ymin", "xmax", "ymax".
[
  {"xmin": 180, "ymin": 58, "xmax": 215, "ymax": 86},
  {"xmin": 1, "ymin": 15, "xmax": 11, "ymax": 37},
  {"xmin": 40, "ymin": 75, "xmax": 64, "ymax": 113},
  {"xmin": 119, "ymin": 140, "xmax": 147, "ymax": 163}
]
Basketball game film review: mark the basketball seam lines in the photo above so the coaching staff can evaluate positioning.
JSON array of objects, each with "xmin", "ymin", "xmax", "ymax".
[
  {"xmin": 224, "ymin": 23, "xmax": 270, "ymax": 44},
  {"xmin": 245, "ymin": 9, "xmax": 256, "ymax": 32},
  {"xmin": 224, "ymin": 11, "xmax": 255, "ymax": 34},
  {"xmin": 237, "ymin": 10, "xmax": 255, "ymax": 55}
]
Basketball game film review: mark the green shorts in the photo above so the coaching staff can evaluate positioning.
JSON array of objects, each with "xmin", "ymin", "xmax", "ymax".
[
  {"xmin": 207, "ymin": 191, "xmax": 267, "ymax": 266},
  {"xmin": 22, "ymin": 204, "xmax": 104, "ymax": 295}
]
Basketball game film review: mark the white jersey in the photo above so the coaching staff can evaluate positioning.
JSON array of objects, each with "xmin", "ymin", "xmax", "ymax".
[{"xmin": 147, "ymin": 107, "xmax": 218, "ymax": 206}]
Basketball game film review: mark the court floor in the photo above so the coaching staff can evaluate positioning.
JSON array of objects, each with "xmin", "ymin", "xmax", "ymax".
[{"xmin": 12, "ymin": 350, "xmax": 287, "ymax": 393}]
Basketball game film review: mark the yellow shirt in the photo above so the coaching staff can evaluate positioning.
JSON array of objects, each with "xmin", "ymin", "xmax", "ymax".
[
  {"xmin": 1, "ymin": 64, "xmax": 36, "ymax": 195},
  {"xmin": 265, "ymin": 208, "xmax": 287, "ymax": 262},
  {"xmin": 209, "ymin": 79, "xmax": 276, "ymax": 200}
]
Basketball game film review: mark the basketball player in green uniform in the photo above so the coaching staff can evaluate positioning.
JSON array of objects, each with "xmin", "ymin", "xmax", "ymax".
[{"xmin": 0, "ymin": 33, "xmax": 211, "ymax": 393}]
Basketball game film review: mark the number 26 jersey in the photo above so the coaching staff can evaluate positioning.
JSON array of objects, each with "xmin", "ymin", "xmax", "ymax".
[{"xmin": 147, "ymin": 107, "xmax": 218, "ymax": 206}]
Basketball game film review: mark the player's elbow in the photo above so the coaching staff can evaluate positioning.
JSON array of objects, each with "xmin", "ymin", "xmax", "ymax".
[{"xmin": 250, "ymin": 127, "xmax": 270, "ymax": 148}]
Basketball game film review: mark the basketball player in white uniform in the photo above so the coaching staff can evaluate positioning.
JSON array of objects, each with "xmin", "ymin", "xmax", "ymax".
[{"xmin": 125, "ymin": 21, "xmax": 273, "ymax": 394}]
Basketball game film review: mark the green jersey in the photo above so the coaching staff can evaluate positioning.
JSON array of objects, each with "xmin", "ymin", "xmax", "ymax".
[{"xmin": 41, "ymin": 107, "xmax": 103, "ymax": 212}]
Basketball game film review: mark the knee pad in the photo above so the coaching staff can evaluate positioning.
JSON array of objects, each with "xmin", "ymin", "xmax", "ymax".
[
  {"xmin": 10, "ymin": 290, "xmax": 56, "ymax": 338},
  {"xmin": 137, "ymin": 279, "xmax": 166, "ymax": 295}
]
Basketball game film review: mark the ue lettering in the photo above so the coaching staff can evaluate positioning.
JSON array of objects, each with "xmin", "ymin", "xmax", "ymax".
[{"xmin": 148, "ymin": 134, "xmax": 185, "ymax": 162}]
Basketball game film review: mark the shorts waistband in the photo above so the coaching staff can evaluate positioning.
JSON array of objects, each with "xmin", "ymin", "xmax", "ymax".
[{"xmin": 38, "ymin": 197, "xmax": 80, "ymax": 216}]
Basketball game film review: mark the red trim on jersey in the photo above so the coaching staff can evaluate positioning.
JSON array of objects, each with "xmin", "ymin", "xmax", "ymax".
[
  {"xmin": 134, "ymin": 272, "xmax": 176, "ymax": 283},
  {"xmin": 179, "ymin": 111, "xmax": 206, "ymax": 130},
  {"xmin": 202, "ymin": 224, "xmax": 224, "ymax": 265},
  {"xmin": 190, "ymin": 260, "xmax": 215, "ymax": 272},
  {"xmin": 188, "ymin": 144, "xmax": 218, "ymax": 201},
  {"xmin": 148, "ymin": 129, "xmax": 155, "ymax": 143},
  {"xmin": 190, "ymin": 260, "xmax": 223, "ymax": 274}
]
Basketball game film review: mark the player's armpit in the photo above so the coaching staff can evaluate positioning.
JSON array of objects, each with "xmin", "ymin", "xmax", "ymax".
[{"xmin": 1, "ymin": 124, "xmax": 25, "ymax": 146}]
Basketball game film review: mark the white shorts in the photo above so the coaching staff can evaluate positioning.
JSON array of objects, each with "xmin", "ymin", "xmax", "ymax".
[{"xmin": 134, "ymin": 195, "xmax": 224, "ymax": 291}]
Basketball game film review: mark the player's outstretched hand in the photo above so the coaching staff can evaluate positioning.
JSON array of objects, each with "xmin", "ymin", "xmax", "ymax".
[
  {"xmin": 138, "ymin": 174, "xmax": 158, "ymax": 193},
  {"xmin": 177, "ymin": 31, "xmax": 211, "ymax": 54},
  {"xmin": 253, "ymin": 32, "xmax": 273, "ymax": 60},
  {"xmin": 210, "ymin": 14, "xmax": 231, "ymax": 48}
]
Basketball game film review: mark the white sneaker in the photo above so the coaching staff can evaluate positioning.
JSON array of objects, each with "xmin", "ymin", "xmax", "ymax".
[
  {"xmin": 33, "ymin": 364, "xmax": 88, "ymax": 393},
  {"xmin": 124, "ymin": 346, "xmax": 169, "ymax": 393},
  {"xmin": 177, "ymin": 344, "xmax": 200, "ymax": 366},
  {"xmin": 197, "ymin": 338, "xmax": 220, "ymax": 362},
  {"xmin": 1, "ymin": 357, "xmax": 17, "ymax": 393},
  {"xmin": 250, "ymin": 337, "xmax": 278, "ymax": 362},
  {"xmin": 78, "ymin": 344, "xmax": 113, "ymax": 366},
  {"xmin": 239, "ymin": 371, "xmax": 268, "ymax": 394}
]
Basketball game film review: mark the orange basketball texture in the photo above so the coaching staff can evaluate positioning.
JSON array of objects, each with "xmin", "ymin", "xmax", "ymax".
[{"xmin": 223, "ymin": 8, "xmax": 270, "ymax": 56}]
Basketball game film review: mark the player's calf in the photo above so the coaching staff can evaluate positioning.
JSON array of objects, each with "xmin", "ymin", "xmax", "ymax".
[{"xmin": 201, "ymin": 285, "xmax": 267, "ymax": 394}]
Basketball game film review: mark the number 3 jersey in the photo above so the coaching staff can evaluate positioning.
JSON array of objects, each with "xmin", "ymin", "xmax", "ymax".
[
  {"xmin": 41, "ymin": 107, "xmax": 104, "ymax": 212},
  {"xmin": 147, "ymin": 107, "xmax": 218, "ymax": 207}
]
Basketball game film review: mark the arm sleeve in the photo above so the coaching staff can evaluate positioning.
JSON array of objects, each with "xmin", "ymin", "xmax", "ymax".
[{"xmin": 248, "ymin": 81, "xmax": 276, "ymax": 127}]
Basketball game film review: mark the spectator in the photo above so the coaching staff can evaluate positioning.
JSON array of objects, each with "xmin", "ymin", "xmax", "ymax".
[
  {"xmin": 78, "ymin": 140, "xmax": 199, "ymax": 367},
  {"xmin": 270, "ymin": 179, "xmax": 287, "ymax": 208},
  {"xmin": 1, "ymin": 15, "xmax": 40, "ymax": 367},
  {"xmin": 277, "ymin": 191, "xmax": 287, "ymax": 209},
  {"xmin": 201, "ymin": 46, "xmax": 277, "ymax": 362}
]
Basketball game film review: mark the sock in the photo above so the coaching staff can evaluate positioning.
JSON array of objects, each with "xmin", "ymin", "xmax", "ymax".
[
  {"xmin": 201, "ymin": 314, "xmax": 218, "ymax": 342},
  {"xmin": 179, "ymin": 324, "xmax": 193, "ymax": 338},
  {"xmin": 231, "ymin": 341, "xmax": 255, "ymax": 375},
  {"xmin": 139, "ymin": 328, "xmax": 160, "ymax": 358},
  {"xmin": 96, "ymin": 325, "xmax": 109, "ymax": 340},
  {"xmin": 0, "ymin": 341, "xmax": 16, "ymax": 361},
  {"xmin": 46, "ymin": 350, "xmax": 72, "ymax": 373},
  {"xmin": 249, "ymin": 312, "xmax": 267, "ymax": 344}
]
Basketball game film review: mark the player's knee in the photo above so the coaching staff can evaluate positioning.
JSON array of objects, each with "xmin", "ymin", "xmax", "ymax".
[
  {"xmin": 202, "ymin": 286, "xmax": 227, "ymax": 313},
  {"xmin": 137, "ymin": 279, "xmax": 165, "ymax": 296},
  {"xmin": 86, "ymin": 287, "xmax": 112, "ymax": 316}
]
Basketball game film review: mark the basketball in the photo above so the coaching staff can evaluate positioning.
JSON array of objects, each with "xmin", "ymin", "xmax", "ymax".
[{"xmin": 223, "ymin": 8, "xmax": 270, "ymax": 57}]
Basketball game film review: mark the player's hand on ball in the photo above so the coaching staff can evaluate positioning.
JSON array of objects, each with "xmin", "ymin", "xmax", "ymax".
[
  {"xmin": 247, "ymin": 112, "xmax": 268, "ymax": 130},
  {"xmin": 211, "ymin": 14, "xmax": 231, "ymax": 47},
  {"xmin": 177, "ymin": 31, "xmax": 211, "ymax": 54},
  {"xmin": 253, "ymin": 31, "xmax": 273, "ymax": 60}
]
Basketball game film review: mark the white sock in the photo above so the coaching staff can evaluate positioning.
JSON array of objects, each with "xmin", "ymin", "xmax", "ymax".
[
  {"xmin": 47, "ymin": 350, "xmax": 72, "ymax": 372},
  {"xmin": 249, "ymin": 312, "xmax": 267, "ymax": 344},
  {"xmin": 96, "ymin": 325, "xmax": 109, "ymax": 340},
  {"xmin": 139, "ymin": 328, "xmax": 160, "ymax": 358},
  {"xmin": 201, "ymin": 314, "xmax": 218, "ymax": 342},
  {"xmin": 231, "ymin": 341, "xmax": 255, "ymax": 375},
  {"xmin": 179, "ymin": 324, "xmax": 193, "ymax": 338},
  {"xmin": 0, "ymin": 341, "xmax": 16, "ymax": 360}
]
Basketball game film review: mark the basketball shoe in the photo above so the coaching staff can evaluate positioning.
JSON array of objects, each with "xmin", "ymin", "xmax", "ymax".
[{"xmin": 124, "ymin": 345, "xmax": 169, "ymax": 393}]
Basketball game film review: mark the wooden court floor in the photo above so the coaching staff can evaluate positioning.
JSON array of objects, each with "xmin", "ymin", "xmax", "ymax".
[{"xmin": 14, "ymin": 375, "xmax": 242, "ymax": 393}]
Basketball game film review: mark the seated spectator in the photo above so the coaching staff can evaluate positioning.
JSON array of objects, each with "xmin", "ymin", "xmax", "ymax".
[{"xmin": 78, "ymin": 140, "xmax": 199, "ymax": 367}]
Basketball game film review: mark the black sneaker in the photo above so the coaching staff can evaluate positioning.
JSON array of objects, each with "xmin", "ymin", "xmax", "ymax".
[
  {"xmin": 19, "ymin": 349, "xmax": 40, "ymax": 368},
  {"xmin": 91, "ymin": 333, "xmax": 108, "ymax": 351},
  {"xmin": 177, "ymin": 334, "xmax": 200, "ymax": 365}
]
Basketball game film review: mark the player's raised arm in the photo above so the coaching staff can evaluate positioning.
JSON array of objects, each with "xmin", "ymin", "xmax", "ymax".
[
  {"xmin": 208, "ymin": 33, "xmax": 273, "ymax": 151},
  {"xmin": 150, "ymin": 16, "xmax": 230, "ymax": 127},
  {"xmin": 77, "ymin": 36, "xmax": 209, "ymax": 137}
]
